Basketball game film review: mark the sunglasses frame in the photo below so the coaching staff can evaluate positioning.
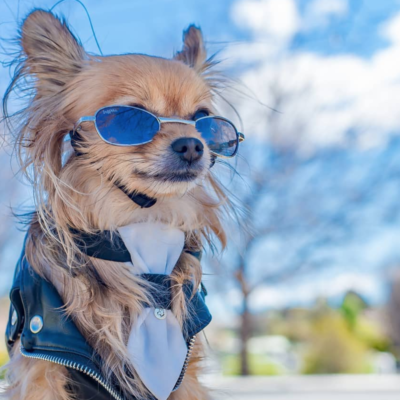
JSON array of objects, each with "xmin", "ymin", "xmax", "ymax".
[{"xmin": 73, "ymin": 105, "xmax": 245, "ymax": 158}]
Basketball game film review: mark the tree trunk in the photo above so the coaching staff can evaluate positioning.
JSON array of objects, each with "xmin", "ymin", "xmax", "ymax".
[{"xmin": 240, "ymin": 293, "xmax": 251, "ymax": 376}]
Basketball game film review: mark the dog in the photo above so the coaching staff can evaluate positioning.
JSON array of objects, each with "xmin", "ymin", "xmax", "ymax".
[{"xmin": 3, "ymin": 9, "xmax": 244, "ymax": 400}]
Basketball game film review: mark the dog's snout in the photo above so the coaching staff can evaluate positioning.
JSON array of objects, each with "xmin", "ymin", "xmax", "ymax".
[{"xmin": 171, "ymin": 137, "xmax": 204, "ymax": 163}]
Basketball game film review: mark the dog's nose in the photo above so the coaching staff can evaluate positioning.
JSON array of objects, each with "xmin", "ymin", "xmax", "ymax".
[{"xmin": 171, "ymin": 137, "xmax": 204, "ymax": 163}]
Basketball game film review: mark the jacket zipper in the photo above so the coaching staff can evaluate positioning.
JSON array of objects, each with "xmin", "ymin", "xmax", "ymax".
[
  {"xmin": 20, "ymin": 336, "xmax": 196, "ymax": 398},
  {"xmin": 20, "ymin": 346, "xmax": 124, "ymax": 400},
  {"xmin": 173, "ymin": 335, "xmax": 196, "ymax": 391}
]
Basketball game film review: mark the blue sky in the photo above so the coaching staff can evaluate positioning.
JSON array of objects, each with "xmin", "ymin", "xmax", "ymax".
[
  {"xmin": 1, "ymin": 0, "xmax": 400, "ymax": 314},
  {"xmin": 293, "ymin": 0, "xmax": 400, "ymax": 57},
  {"xmin": 0, "ymin": 0, "xmax": 395, "ymax": 66}
]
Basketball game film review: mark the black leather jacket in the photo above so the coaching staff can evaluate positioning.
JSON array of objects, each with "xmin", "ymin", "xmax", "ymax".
[{"xmin": 5, "ymin": 248, "xmax": 212, "ymax": 400}]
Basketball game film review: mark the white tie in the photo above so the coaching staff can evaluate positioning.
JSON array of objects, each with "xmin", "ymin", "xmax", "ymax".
[{"xmin": 118, "ymin": 222, "xmax": 188, "ymax": 400}]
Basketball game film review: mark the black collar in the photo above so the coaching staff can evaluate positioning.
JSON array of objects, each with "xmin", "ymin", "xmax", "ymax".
[
  {"xmin": 71, "ymin": 229, "xmax": 202, "ymax": 263},
  {"xmin": 69, "ymin": 130, "xmax": 157, "ymax": 209},
  {"xmin": 115, "ymin": 183, "xmax": 157, "ymax": 209}
]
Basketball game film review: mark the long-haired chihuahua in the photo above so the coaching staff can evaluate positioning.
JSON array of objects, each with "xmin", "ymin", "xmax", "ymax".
[{"xmin": 2, "ymin": 9, "xmax": 244, "ymax": 400}]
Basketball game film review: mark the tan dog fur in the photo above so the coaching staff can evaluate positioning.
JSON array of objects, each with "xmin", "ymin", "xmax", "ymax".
[{"xmin": 3, "ymin": 9, "xmax": 234, "ymax": 400}]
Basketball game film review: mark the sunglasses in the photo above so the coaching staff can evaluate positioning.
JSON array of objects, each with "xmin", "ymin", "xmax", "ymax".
[{"xmin": 72, "ymin": 105, "xmax": 245, "ymax": 158}]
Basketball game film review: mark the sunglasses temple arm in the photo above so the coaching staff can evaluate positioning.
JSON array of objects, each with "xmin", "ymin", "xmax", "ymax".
[
  {"xmin": 238, "ymin": 132, "xmax": 245, "ymax": 142},
  {"xmin": 74, "ymin": 116, "xmax": 96, "ymax": 131},
  {"xmin": 63, "ymin": 116, "xmax": 96, "ymax": 144}
]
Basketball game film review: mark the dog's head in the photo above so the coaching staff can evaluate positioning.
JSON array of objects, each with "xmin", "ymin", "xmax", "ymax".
[{"xmin": 7, "ymin": 10, "xmax": 238, "ymax": 235}]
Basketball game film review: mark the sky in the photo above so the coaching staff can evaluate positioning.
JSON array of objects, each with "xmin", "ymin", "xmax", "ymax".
[{"xmin": 1, "ymin": 0, "xmax": 400, "ymax": 315}]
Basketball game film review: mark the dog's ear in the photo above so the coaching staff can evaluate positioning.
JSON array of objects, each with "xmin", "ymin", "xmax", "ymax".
[
  {"xmin": 174, "ymin": 25, "xmax": 207, "ymax": 72},
  {"xmin": 21, "ymin": 9, "xmax": 85, "ymax": 94}
]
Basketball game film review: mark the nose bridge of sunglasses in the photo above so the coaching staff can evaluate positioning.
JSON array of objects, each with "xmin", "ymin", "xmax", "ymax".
[
  {"xmin": 158, "ymin": 118, "xmax": 203, "ymax": 140},
  {"xmin": 158, "ymin": 117, "xmax": 196, "ymax": 127}
]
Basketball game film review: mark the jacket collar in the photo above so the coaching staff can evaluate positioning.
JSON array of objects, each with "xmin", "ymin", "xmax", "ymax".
[{"xmin": 70, "ymin": 227, "xmax": 202, "ymax": 263}]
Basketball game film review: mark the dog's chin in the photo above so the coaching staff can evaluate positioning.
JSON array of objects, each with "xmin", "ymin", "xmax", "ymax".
[
  {"xmin": 133, "ymin": 170, "xmax": 204, "ymax": 196},
  {"xmin": 141, "ymin": 171, "xmax": 199, "ymax": 183}
]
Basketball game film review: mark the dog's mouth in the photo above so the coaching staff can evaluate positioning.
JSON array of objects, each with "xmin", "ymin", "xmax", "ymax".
[{"xmin": 135, "ymin": 170, "xmax": 200, "ymax": 183}]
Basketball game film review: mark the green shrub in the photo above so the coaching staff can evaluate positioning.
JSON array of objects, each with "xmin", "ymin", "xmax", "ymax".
[
  {"xmin": 0, "ymin": 350, "xmax": 9, "ymax": 379},
  {"xmin": 221, "ymin": 353, "xmax": 284, "ymax": 376},
  {"xmin": 302, "ymin": 311, "xmax": 370, "ymax": 374}
]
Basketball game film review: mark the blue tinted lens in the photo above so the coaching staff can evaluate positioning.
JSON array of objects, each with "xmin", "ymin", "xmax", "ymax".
[
  {"xmin": 195, "ymin": 117, "xmax": 238, "ymax": 157},
  {"xmin": 95, "ymin": 106, "xmax": 159, "ymax": 145}
]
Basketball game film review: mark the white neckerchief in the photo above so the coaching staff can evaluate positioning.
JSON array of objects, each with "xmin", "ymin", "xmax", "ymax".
[{"xmin": 118, "ymin": 222, "xmax": 187, "ymax": 400}]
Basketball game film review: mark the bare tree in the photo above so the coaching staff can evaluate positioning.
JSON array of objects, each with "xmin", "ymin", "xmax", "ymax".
[
  {"xmin": 387, "ymin": 271, "xmax": 400, "ymax": 371},
  {"xmin": 210, "ymin": 76, "xmax": 400, "ymax": 375}
]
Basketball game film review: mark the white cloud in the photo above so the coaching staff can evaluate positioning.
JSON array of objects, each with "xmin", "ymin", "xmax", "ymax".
[
  {"xmin": 226, "ymin": 3, "xmax": 400, "ymax": 151},
  {"xmin": 381, "ymin": 10, "xmax": 400, "ymax": 44},
  {"xmin": 310, "ymin": 0, "xmax": 348, "ymax": 16},
  {"xmin": 301, "ymin": 0, "xmax": 348, "ymax": 31},
  {"xmin": 304, "ymin": 0, "xmax": 348, "ymax": 30},
  {"xmin": 232, "ymin": 0, "xmax": 300, "ymax": 42}
]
